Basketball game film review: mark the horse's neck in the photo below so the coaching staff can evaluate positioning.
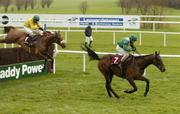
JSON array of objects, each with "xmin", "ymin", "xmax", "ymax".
[
  {"xmin": 136, "ymin": 54, "xmax": 155, "ymax": 70},
  {"xmin": 43, "ymin": 34, "xmax": 55, "ymax": 46}
]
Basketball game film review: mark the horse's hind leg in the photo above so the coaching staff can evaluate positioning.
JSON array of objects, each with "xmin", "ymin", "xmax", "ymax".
[
  {"xmin": 137, "ymin": 76, "xmax": 150, "ymax": 96},
  {"xmin": 104, "ymin": 73, "xmax": 120, "ymax": 98},
  {"xmin": 104, "ymin": 74, "xmax": 112, "ymax": 97},
  {"xmin": 124, "ymin": 78, "xmax": 137, "ymax": 94}
]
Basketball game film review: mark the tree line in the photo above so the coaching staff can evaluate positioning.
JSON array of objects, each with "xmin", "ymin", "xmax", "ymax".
[
  {"xmin": 117, "ymin": 0, "xmax": 180, "ymax": 29},
  {"xmin": 0, "ymin": 0, "xmax": 53, "ymax": 12},
  {"xmin": 118, "ymin": 0, "xmax": 180, "ymax": 15}
]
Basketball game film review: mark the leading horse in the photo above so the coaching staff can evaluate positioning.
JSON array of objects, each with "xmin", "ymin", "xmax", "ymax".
[
  {"xmin": 0, "ymin": 26, "xmax": 66, "ymax": 71},
  {"xmin": 81, "ymin": 44, "xmax": 166, "ymax": 98}
]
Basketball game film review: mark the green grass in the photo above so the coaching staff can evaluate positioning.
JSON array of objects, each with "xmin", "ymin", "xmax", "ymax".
[
  {"xmin": 0, "ymin": 31, "xmax": 180, "ymax": 114},
  {"xmin": 0, "ymin": 0, "xmax": 119, "ymax": 14}
]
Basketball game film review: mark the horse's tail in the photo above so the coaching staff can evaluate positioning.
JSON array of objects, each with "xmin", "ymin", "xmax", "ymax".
[
  {"xmin": 4, "ymin": 26, "xmax": 15, "ymax": 33},
  {"xmin": 81, "ymin": 44, "xmax": 100, "ymax": 60}
]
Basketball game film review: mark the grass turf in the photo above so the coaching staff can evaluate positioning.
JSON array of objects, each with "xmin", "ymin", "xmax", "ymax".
[
  {"xmin": 0, "ymin": 31, "xmax": 180, "ymax": 114},
  {"xmin": 0, "ymin": 0, "xmax": 180, "ymax": 113}
]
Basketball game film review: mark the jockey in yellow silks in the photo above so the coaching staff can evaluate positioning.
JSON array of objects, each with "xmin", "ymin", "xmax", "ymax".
[{"xmin": 23, "ymin": 15, "xmax": 43, "ymax": 46}]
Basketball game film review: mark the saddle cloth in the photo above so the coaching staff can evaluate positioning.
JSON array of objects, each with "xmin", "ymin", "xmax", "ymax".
[
  {"xmin": 111, "ymin": 55, "xmax": 133, "ymax": 65},
  {"xmin": 111, "ymin": 55, "xmax": 122, "ymax": 64}
]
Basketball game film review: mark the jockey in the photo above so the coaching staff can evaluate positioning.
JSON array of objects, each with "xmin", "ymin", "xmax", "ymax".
[
  {"xmin": 116, "ymin": 35, "xmax": 137, "ymax": 71},
  {"xmin": 23, "ymin": 15, "xmax": 43, "ymax": 46},
  {"xmin": 84, "ymin": 23, "xmax": 93, "ymax": 47}
]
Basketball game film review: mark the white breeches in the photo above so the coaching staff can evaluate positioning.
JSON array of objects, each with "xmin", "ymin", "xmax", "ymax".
[
  {"xmin": 23, "ymin": 26, "xmax": 43, "ymax": 36},
  {"xmin": 116, "ymin": 45, "xmax": 129, "ymax": 62},
  {"xmin": 85, "ymin": 36, "xmax": 93, "ymax": 44},
  {"xmin": 24, "ymin": 26, "xmax": 33, "ymax": 35}
]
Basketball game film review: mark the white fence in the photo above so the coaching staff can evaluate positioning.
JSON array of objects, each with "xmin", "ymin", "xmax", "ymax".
[
  {"xmin": 55, "ymin": 49, "xmax": 180, "ymax": 72},
  {"xmin": 1, "ymin": 28, "xmax": 180, "ymax": 47},
  {"xmin": 58, "ymin": 29, "xmax": 180, "ymax": 47}
]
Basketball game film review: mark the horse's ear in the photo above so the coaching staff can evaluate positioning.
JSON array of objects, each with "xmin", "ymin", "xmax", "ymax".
[
  {"xmin": 155, "ymin": 51, "xmax": 158, "ymax": 55},
  {"xmin": 158, "ymin": 51, "xmax": 160, "ymax": 54},
  {"xmin": 57, "ymin": 31, "xmax": 60, "ymax": 36}
]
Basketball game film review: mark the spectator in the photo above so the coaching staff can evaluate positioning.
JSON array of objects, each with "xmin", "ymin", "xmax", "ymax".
[{"xmin": 84, "ymin": 23, "xmax": 93, "ymax": 47}]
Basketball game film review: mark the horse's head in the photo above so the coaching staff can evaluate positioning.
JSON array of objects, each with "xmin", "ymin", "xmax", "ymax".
[
  {"xmin": 54, "ymin": 31, "xmax": 66, "ymax": 48},
  {"xmin": 153, "ymin": 51, "xmax": 166, "ymax": 72}
]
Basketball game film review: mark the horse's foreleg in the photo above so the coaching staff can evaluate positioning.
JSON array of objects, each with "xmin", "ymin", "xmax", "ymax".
[
  {"xmin": 46, "ymin": 53, "xmax": 54, "ymax": 70},
  {"xmin": 124, "ymin": 78, "xmax": 137, "ymax": 94},
  {"xmin": 137, "ymin": 76, "xmax": 150, "ymax": 97},
  {"xmin": 38, "ymin": 53, "xmax": 48, "ymax": 72}
]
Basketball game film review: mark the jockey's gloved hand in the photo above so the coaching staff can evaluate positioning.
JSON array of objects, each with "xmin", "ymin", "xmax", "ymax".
[
  {"xmin": 132, "ymin": 47, "xmax": 136, "ymax": 51},
  {"xmin": 39, "ymin": 27, "xmax": 43, "ymax": 31}
]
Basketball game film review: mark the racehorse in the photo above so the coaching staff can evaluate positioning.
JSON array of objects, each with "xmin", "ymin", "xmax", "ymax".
[
  {"xmin": 0, "ymin": 26, "xmax": 66, "ymax": 71},
  {"xmin": 81, "ymin": 44, "xmax": 166, "ymax": 98}
]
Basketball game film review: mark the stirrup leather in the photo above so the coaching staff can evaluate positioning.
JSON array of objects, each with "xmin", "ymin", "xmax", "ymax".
[{"xmin": 118, "ymin": 62, "xmax": 123, "ymax": 75}]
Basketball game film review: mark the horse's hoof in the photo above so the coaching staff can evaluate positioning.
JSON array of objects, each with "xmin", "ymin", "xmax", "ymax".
[
  {"xmin": 49, "ymin": 69, "xmax": 53, "ymax": 73},
  {"xmin": 124, "ymin": 90, "xmax": 133, "ymax": 94},
  {"xmin": 144, "ymin": 93, "xmax": 148, "ymax": 97},
  {"xmin": 115, "ymin": 95, "xmax": 120, "ymax": 99},
  {"xmin": 124, "ymin": 90, "xmax": 129, "ymax": 93}
]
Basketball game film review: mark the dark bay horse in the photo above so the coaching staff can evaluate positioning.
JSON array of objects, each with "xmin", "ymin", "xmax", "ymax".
[
  {"xmin": 81, "ymin": 44, "xmax": 166, "ymax": 98},
  {"xmin": 0, "ymin": 26, "xmax": 66, "ymax": 71}
]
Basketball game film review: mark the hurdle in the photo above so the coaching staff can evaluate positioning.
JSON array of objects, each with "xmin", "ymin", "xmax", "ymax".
[{"xmin": 0, "ymin": 46, "xmax": 54, "ymax": 80}]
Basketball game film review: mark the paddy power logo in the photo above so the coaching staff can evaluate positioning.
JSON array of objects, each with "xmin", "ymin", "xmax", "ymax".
[{"xmin": 0, "ymin": 61, "xmax": 47, "ymax": 80}]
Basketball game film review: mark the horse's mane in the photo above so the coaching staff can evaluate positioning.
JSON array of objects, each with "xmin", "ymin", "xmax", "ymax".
[
  {"xmin": 4, "ymin": 26, "xmax": 16, "ymax": 33},
  {"xmin": 134, "ymin": 54, "xmax": 155, "ymax": 60}
]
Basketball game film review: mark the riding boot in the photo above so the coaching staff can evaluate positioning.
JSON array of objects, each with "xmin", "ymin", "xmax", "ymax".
[
  {"xmin": 29, "ymin": 38, "xmax": 34, "ymax": 47},
  {"xmin": 24, "ymin": 36, "xmax": 31, "ymax": 46},
  {"xmin": 85, "ymin": 42, "xmax": 88, "ymax": 47},
  {"xmin": 24, "ymin": 35, "xmax": 34, "ymax": 47},
  {"xmin": 89, "ymin": 41, "xmax": 93, "ymax": 48}
]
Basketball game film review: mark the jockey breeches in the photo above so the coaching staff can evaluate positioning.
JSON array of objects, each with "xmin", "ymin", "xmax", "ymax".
[
  {"xmin": 24, "ymin": 26, "xmax": 43, "ymax": 36},
  {"xmin": 85, "ymin": 36, "xmax": 93, "ymax": 44},
  {"xmin": 116, "ymin": 45, "xmax": 129, "ymax": 62},
  {"xmin": 24, "ymin": 26, "xmax": 33, "ymax": 35}
]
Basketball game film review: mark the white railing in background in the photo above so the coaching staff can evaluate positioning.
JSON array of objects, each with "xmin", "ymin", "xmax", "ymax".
[
  {"xmin": 58, "ymin": 29, "xmax": 180, "ymax": 47},
  {"xmin": 55, "ymin": 49, "xmax": 180, "ymax": 72},
  {"xmin": 1, "ymin": 29, "xmax": 180, "ymax": 47}
]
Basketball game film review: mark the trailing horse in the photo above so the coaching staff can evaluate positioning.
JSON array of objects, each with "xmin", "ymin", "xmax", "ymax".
[
  {"xmin": 81, "ymin": 44, "xmax": 166, "ymax": 98},
  {"xmin": 0, "ymin": 26, "xmax": 66, "ymax": 72}
]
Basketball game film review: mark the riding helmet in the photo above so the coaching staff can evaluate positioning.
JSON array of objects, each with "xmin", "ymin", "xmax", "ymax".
[
  {"xmin": 130, "ymin": 35, "xmax": 137, "ymax": 42},
  {"xmin": 33, "ymin": 15, "xmax": 40, "ymax": 22}
]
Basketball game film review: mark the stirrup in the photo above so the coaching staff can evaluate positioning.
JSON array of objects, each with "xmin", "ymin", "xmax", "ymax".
[
  {"xmin": 29, "ymin": 42, "xmax": 34, "ymax": 47},
  {"xmin": 24, "ymin": 41, "xmax": 29, "ymax": 45}
]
